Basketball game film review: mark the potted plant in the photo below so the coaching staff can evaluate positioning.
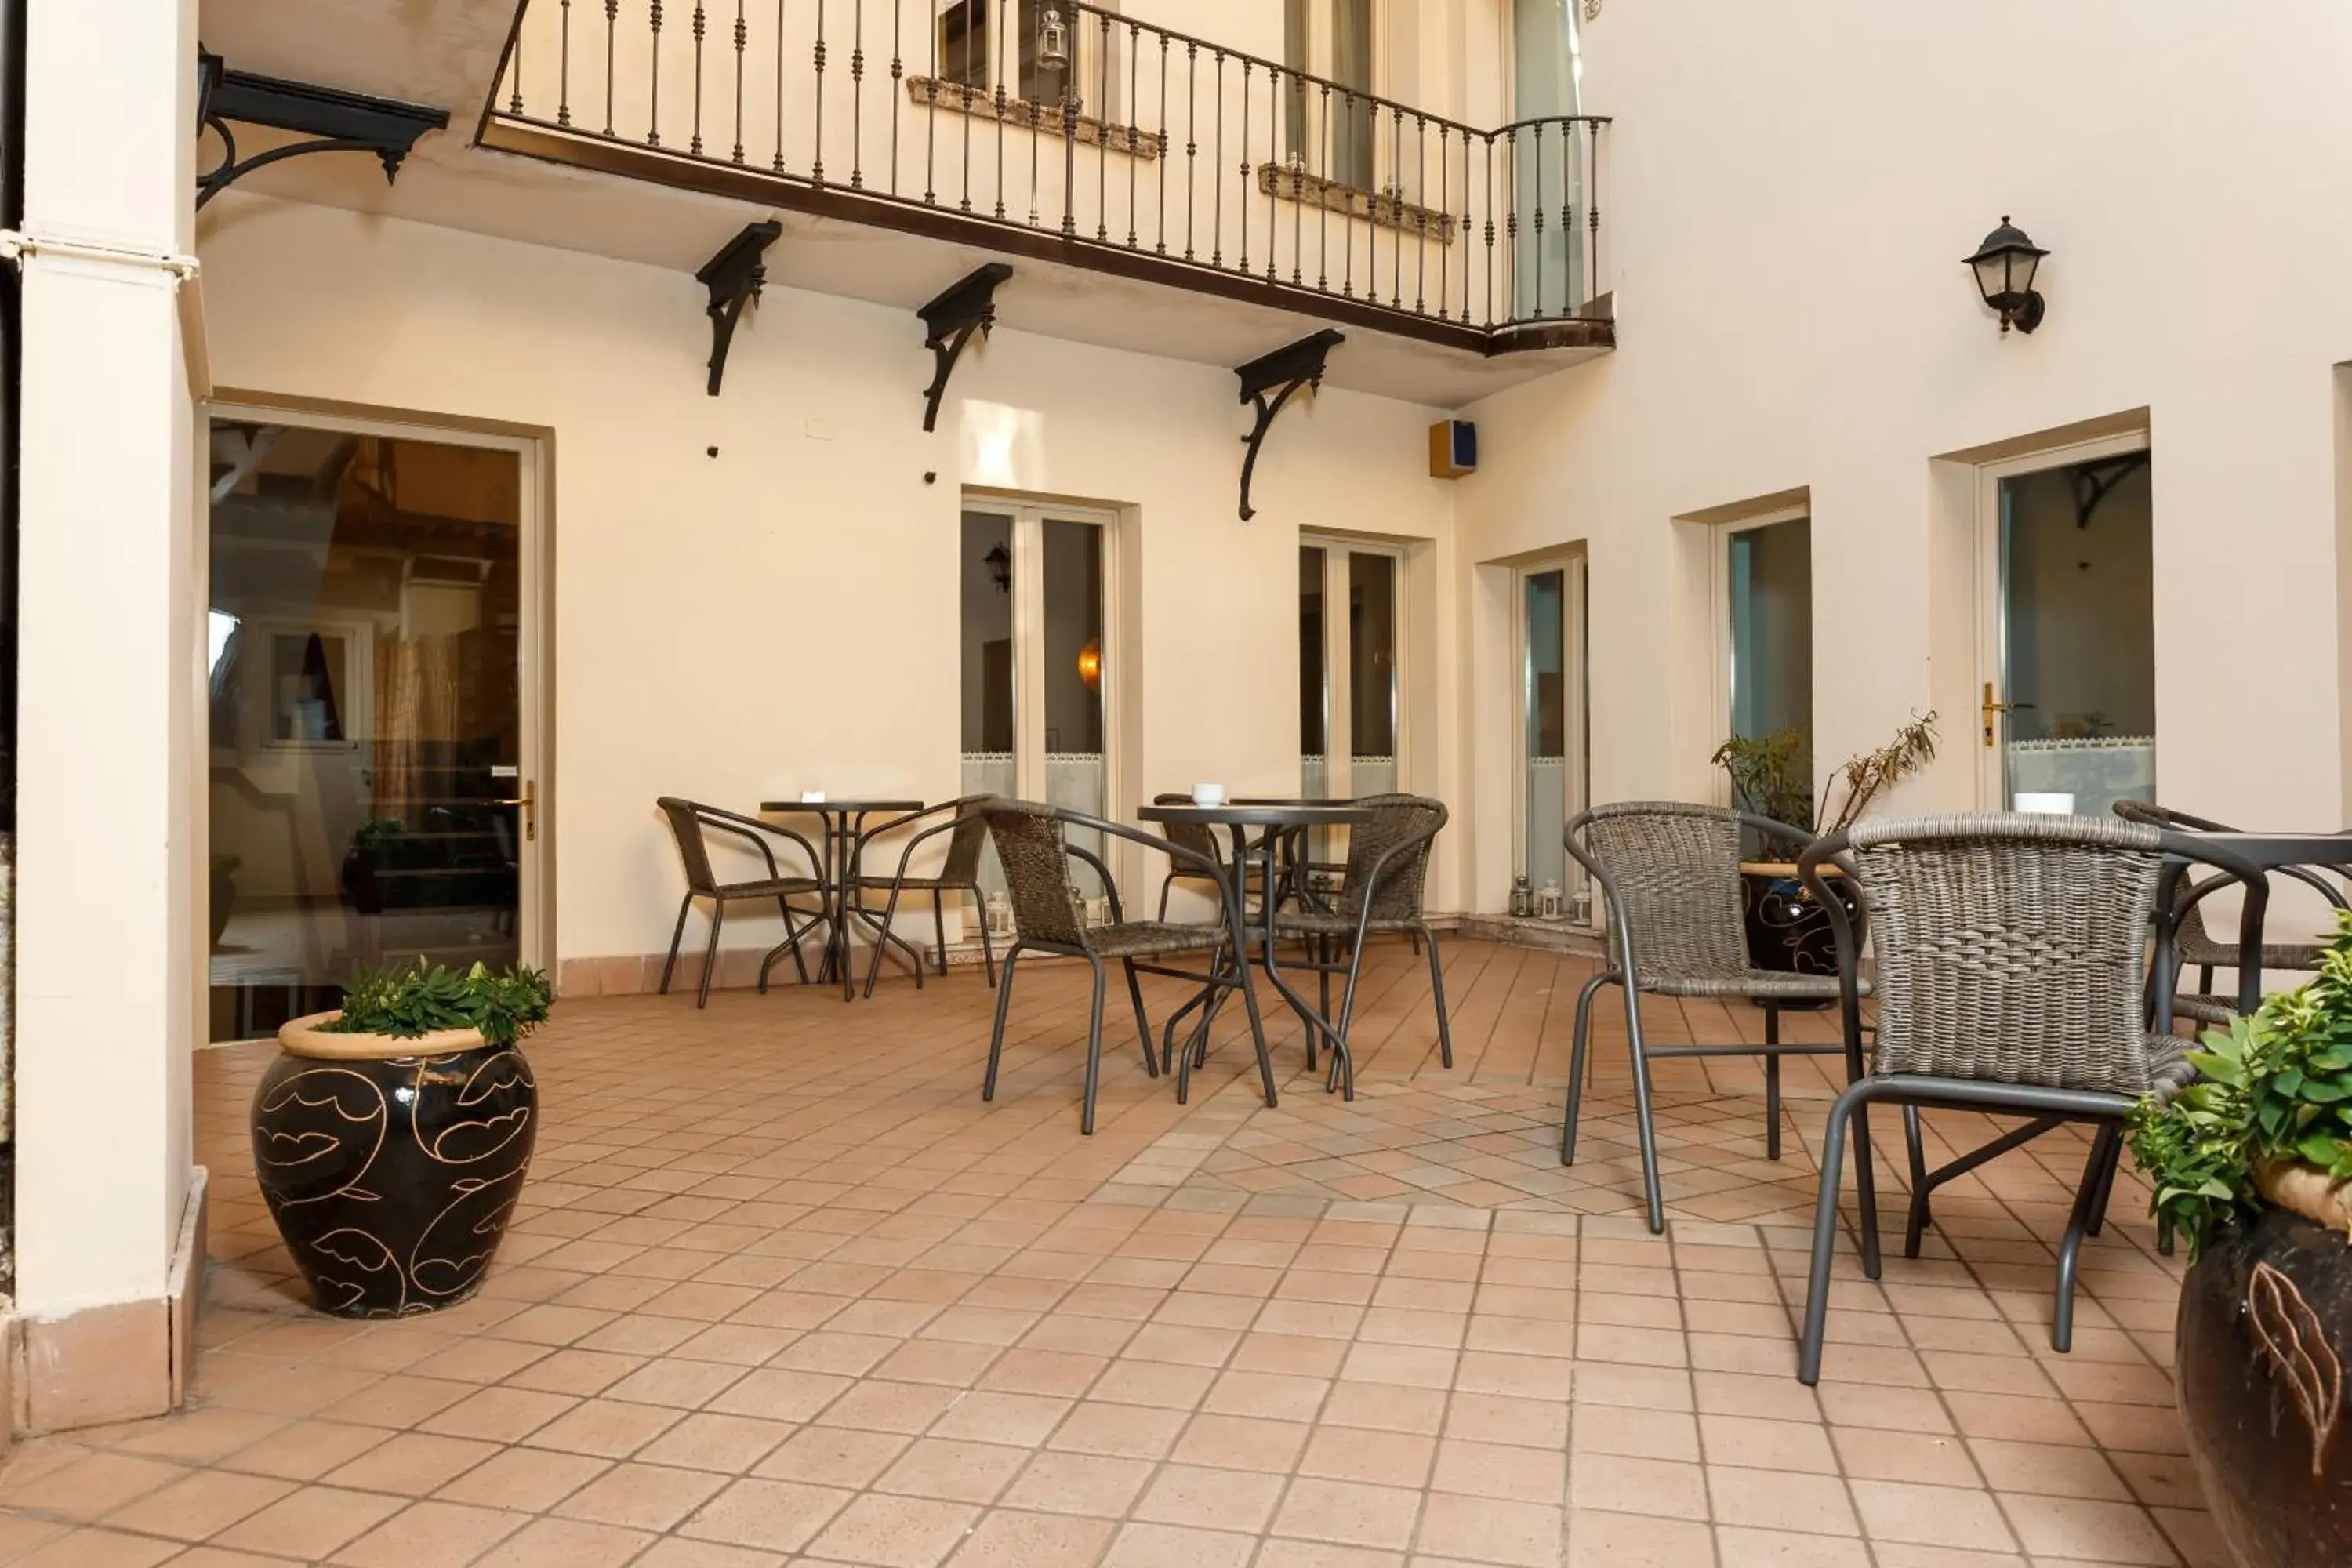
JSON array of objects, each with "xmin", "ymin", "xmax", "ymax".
[
  {"xmin": 1711, "ymin": 713, "xmax": 1938, "ymax": 975},
  {"xmin": 2127, "ymin": 920, "xmax": 2352, "ymax": 1568},
  {"xmin": 253, "ymin": 957, "xmax": 551, "ymax": 1317}
]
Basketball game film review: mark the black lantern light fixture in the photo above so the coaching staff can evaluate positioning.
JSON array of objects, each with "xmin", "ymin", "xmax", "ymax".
[{"xmin": 1964, "ymin": 216, "xmax": 2048, "ymax": 335}]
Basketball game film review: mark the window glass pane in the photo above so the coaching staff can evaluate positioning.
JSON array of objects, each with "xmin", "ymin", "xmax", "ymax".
[
  {"xmin": 1998, "ymin": 454, "xmax": 2155, "ymax": 815},
  {"xmin": 1041, "ymin": 518, "xmax": 1105, "ymax": 893},
  {"xmin": 1348, "ymin": 551, "xmax": 1396, "ymax": 760},
  {"xmin": 1299, "ymin": 547, "xmax": 1327, "ymax": 757},
  {"xmin": 209, "ymin": 425, "xmax": 521, "ymax": 1041},
  {"xmin": 1726, "ymin": 517, "xmax": 1814, "ymax": 827},
  {"xmin": 1522, "ymin": 568, "xmax": 1568, "ymax": 892},
  {"xmin": 941, "ymin": 0, "xmax": 991, "ymax": 88},
  {"xmin": 960, "ymin": 511, "xmax": 1016, "ymax": 759},
  {"xmin": 1330, "ymin": 0, "xmax": 1375, "ymax": 188}
]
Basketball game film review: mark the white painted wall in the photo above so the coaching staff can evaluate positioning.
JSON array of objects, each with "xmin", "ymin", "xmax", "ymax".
[
  {"xmin": 1454, "ymin": 0, "xmax": 2352, "ymax": 906},
  {"xmin": 196, "ymin": 193, "xmax": 1464, "ymax": 966},
  {"xmin": 16, "ymin": 0, "xmax": 202, "ymax": 1314}
]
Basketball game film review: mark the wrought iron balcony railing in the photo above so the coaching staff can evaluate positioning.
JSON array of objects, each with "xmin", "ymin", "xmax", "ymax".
[{"xmin": 485, "ymin": 1, "xmax": 1610, "ymax": 353}]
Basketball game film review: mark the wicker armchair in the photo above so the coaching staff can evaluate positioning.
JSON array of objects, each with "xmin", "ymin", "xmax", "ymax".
[
  {"xmin": 1792, "ymin": 814, "xmax": 2270, "ymax": 1385},
  {"xmin": 2114, "ymin": 800, "xmax": 2344, "ymax": 1022},
  {"xmin": 1561, "ymin": 802, "xmax": 1864, "ymax": 1233},
  {"xmin": 1270, "ymin": 793, "xmax": 1453, "ymax": 1096},
  {"xmin": 855, "ymin": 795, "xmax": 998, "ymax": 997},
  {"xmin": 655, "ymin": 798, "xmax": 829, "ymax": 1007},
  {"xmin": 1149, "ymin": 793, "xmax": 1265, "ymax": 918},
  {"xmin": 979, "ymin": 800, "xmax": 1265, "ymax": 1134}
]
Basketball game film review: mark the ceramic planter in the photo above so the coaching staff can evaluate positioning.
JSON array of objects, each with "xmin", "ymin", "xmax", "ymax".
[
  {"xmin": 253, "ymin": 1011, "xmax": 538, "ymax": 1317},
  {"xmin": 2176, "ymin": 1197, "xmax": 2352, "ymax": 1567},
  {"xmin": 1738, "ymin": 862, "xmax": 1842, "ymax": 983}
]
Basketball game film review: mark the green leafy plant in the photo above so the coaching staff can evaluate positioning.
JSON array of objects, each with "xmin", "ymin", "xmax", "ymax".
[
  {"xmin": 327, "ymin": 956, "xmax": 554, "ymax": 1047},
  {"xmin": 1711, "ymin": 711, "xmax": 1940, "ymax": 849},
  {"xmin": 2129, "ymin": 911, "xmax": 2352, "ymax": 1258},
  {"xmin": 349, "ymin": 818, "xmax": 405, "ymax": 857}
]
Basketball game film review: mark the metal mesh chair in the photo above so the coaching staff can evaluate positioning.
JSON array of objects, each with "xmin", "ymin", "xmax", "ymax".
[
  {"xmin": 855, "ymin": 795, "xmax": 998, "ymax": 997},
  {"xmin": 655, "ymin": 797, "xmax": 829, "ymax": 1007},
  {"xmin": 2114, "ymin": 800, "xmax": 2342, "ymax": 1022},
  {"xmin": 1270, "ymin": 793, "xmax": 1453, "ymax": 1094},
  {"xmin": 979, "ymin": 800, "xmax": 1263, "ymax": 1134},
  {"xmin": 1792, "ymin": 813, "xmax": 2270, "ymax": 1384},
  {"xmin": 1561, "ymin": 801, "xmax": 1863, "ymax": 1232}
]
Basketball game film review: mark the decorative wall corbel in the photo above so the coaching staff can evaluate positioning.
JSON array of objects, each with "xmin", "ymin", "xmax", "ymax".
[
  {"xmin": 194, "ymin": 50, "xmax": 448, "ymax": 209},
  {"xmin": 695, "ymin": 220, "xmax": 783, "ymax": 396},
  {"xmin": 918, "ymin": 263, "xmax": 1014, "ymax": 431},
  {"xmin": 1234, "ymin": 329, "xmax": 1344, "ymax": 521}
]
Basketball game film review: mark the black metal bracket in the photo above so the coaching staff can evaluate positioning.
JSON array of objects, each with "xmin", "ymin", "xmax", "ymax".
[
  {"xmin": 1234, "ymin": 329, "xmax": 1345, "ymax": 521},
  {"xmin": 695, "ymin": 220, "xmax": 784, "ymax": 397},
  {"xmin": 918, "ymin": 263, "xmax": 1014, "ymax": 432},
  {"xmin": 2070, "ymin": 449, "xmax": 2149, "ymax": 530},
  {"xmin": 194, "ymin": 51, "xmax": 449, "ymax": 209}
]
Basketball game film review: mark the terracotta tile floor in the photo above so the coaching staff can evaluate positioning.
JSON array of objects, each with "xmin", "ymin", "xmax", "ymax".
[{"xmin": 0, "ymin": 940, "xmax": 2220, "ymax": 1566}]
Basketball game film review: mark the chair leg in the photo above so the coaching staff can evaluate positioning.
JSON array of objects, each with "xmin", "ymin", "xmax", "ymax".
[
  {"xmin": 933, "ymin": 892, "xmax": 949, "ymax": 978},
  {"xmin": 1327, "ymin": 936, "xmax": 1369, "ymax": 1100},
  {"xmin": 696, "ymin": 898, "xmax": 728, "ymax": 1008},
  {"xmin": 1080, "ymin": 956, "xmax": 1108, "ymax": 1135},
  {"xmin": 780, "ymin": 898, "xmax": 811, "ymax": 985},
  {"xmin": 982, "ymin": 946, "xmax": 1023, "ymax": 1102},
  {"xmin": 1561, "ymin": 971, "xmax": 1612, "ymax": 1164},
  {"xmin": 864, "ymin": 880, "xmax": 911, "ymax": 1000},
  {"xmin": 1764, "ymin": 1004, "xmax": 1783, "ymax": 1161},
  {"xmin": 2083, "ymin": 1122, "xmax": 2125, "ymax": 1240},
  {"xmin": 1853, "ymin": 1102, "xmax": 1885, "ymax": 1280},
  {"xmin": 970, "ymin": 885, "xmax": 997, "ymax": 986},
  {"xmin": 1621, "ymin": 982, "xmax": 1668, "ymax": 1234},
  {"xmin": 1123, "ymin": 959, "xmax": 1157, "ymax": 1077},
  {"xmin": 659, "ymin": 892, "xmax": 694, "ymax": 996},
  {"xmin": 1423, "ymin": 926, "xmax": 1452, "ymax": 1070},
  {"xmin": 2053, "ymin": 1123, "xmax": 2122, "ymax": 1353},
  {"xmin": 1157, "ymin": 874, "xmax": 1174, "ymax": 923},
  {"xmin": 1798, "ymin": 1078, "xmax": 1871, "ymax": 1386},
  {"xmin": 1901, "ymin": 1106, "xmax": 1932, "ymax": 1258}
]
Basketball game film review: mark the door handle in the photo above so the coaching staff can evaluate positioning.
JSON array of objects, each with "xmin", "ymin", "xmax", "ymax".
[
  {"xmin": 1980, "ymin": 681, "xmax": 2036, "ymax": 748},
  {"xmin": 492, "ymin": 781, "xmax": 536, "ymax": 842}
]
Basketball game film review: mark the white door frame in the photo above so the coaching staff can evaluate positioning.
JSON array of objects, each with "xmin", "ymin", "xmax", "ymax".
[
  {"xmin": 1971, "ymin": 429, "xmax": 2151, "ymax": 810},
  {"xmin": 1509, "ymin": 551, "xmax": 1588, "ymax": 897},
  {"xmin": 204, "ymin": 400, "xmax": 554, "ymax": 975}
]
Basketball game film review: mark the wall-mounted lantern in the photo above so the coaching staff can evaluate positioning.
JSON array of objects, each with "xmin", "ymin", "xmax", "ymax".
[{"xmin": 1964, "ymin": 216, "xmax": 2048, "ymax": 335}]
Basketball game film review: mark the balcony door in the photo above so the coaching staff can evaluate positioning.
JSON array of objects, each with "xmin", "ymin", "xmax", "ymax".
[
  {"xmin": 1300, "ymin": 539, "xmax": 1404, "ymax": 808},
  {"xmin": 205, "ymin": 407, "xmax": 546, "ymax": 1042},
  {"xmin": 960, "ymin": 499, "xmax": 1118, "ymax": 894}
]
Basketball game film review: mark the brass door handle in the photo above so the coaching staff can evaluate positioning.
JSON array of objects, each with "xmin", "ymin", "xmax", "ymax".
[
  {"xmin": 492, "ymin": 781, "xmax": 537, "ymax": 842},
  {"xmin": 1980, "ymin": 682, "xmax": 2036, "ymax": 748}
]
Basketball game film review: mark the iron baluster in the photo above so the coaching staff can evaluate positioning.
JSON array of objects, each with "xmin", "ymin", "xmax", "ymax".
[
  {"xmin": 992, "ymin": 74, "xmax": 1006, "ymax": 219},
  {"xmin": 1588, "ymin": 122, "xmax": 1602, "ymax": 312},
  {"xmin": 772, "ymin": 0, "xmax": 785, "ymax": 170},
  {"xmin": 1390, "ymin": 104, "xmax": 1402, "ymax": 308},
  {"xmin": 1560, "ymin": 119, "xmax": 1574, "ymax": 314},
  {"xmin": 1287, "ymin": 70, "xmax": 1300, "ymax": 285},
  {"xmin": 1184, "ymin": 42, "xmax": 1196, "ymax": 260},
  {"xmin": 809, "ymin": 0, "xmax": 823, "ymax": 184},
  {"xmin": 1155, "ymin": 33, "xmax": 1167, "ymax": 253},
  {"xmin": 1483, "ymin": 132, "xmax": 1494, "ymax": 328},
  {"xmin": 1061, "ymin": 59, "xmax": 1076, "ymax": 238},
  {"xmin": 1265, "ymin": 64, "xmax": 1277, "ymax": 283},
  {"xmin": 1461, "ymin": 132, "xmax": 1473, "ymax": 322},
  {"xmin": 691, "ymin": 1, "xmax": 705, "ymax": 156},
  {"xmin": 1236, "ymin": 58, "xmax": 1248, "ymax": 274},
  {"xmin": 1414, "ymin": 114, "xmax": 1425, "ymax": 313},
  {"xmin": 1530, "ymin": 121, "xmax": 1544, "ymax": 318},
  {"xmin": 848, "ymin": 0, "xmax": 862, "ymax": 189},
  {"xmin": 648, "ymin": 0, "xmax": 661, "ymax": 145},
  {"xmin": 1126, "ymin": 21, "xmax": 1139, "ymax": 248},
  {"xmin": 604, "ymin": 0, "xmax": 618, "ymax": 135},
  {"xmin": 923, "ymin": 0, "xmax": 936, "ymax": 201},
  {"xmin": 1341, "ymin": 90, "xmax": 1353, "ymax": 298},
  {"xmin": 510, "ymin": 27, "xmax": 523, "ymax": 114},
  {"xmin": 1318, "ymin": 83, "xmax": 1329, "ymax": 292},
  {"xmin": 1210, "ymin": 50, "xmax": 1223, "ymax": 267},
  {"xmin": 1436, "ymin": 124, "xmax": 1448, "ymax": 318},
  {"xmin": 1027, "ymin": 98, "xmax": 1040, "ymax": 226},
  {"xmin": 958, "ymin": 0, "xmax": 971, "ymax": 213},
  {"xmin": 887, "ymin": 0, "xmax": 899, "ymax": 191},
  {"xmin": 731, "ymin": 1, "xmax": 746, "ymax": 162},
  {"xmin": 557, "ymin": 0, "xmax": 572, "ymax": 125},
  {"xmin": 1095, "ymin": 10, "xmax": 1109, "ymax": 243}
]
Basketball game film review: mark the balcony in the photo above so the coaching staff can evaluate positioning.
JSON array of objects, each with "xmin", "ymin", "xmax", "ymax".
[{"xmin": 481, "ymin": 0, "xmax": 1612, "ymax": 369}]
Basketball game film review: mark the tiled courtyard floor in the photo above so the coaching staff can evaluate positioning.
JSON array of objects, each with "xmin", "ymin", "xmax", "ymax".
[{"xmin": 0, "ymin": 940, "xmax": 2218, "ymax": 1566}]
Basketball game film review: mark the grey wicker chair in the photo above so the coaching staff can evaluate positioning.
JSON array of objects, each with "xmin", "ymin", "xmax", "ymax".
[
  {"xmin": 1269, "ymin": 793, "xmax": 1453, "ymax": 1097},
  {"xmin": 655, "ymin": 797, "xmax": 829, "ymax": 1007},
  {"xmin": 1792, "ymin": 814, "xmax": 2270, "ymax": 1385},
  {"xmin": 2114, "ymin": 800, "xmax": 2344, "ymax": 1023},
  {"xmin": 1561, "ymin": 801, "xmax": 1864, "ymax": 1233},
  {"xmin": 855, "ymin": 795, "xmax": 998, "ymax": 997},
  {"xmin": 1150, "ymin": 793, "xmax": 1265, "ymax": 918},
  {"xmin": 979, "ymin": 800, "xmax": 1267, "ymax": 1134}
]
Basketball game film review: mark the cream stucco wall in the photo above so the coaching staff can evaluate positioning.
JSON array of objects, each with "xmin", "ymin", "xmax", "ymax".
[
  {"xmin": 1453, "ymin": 0, "xmax": 2352, "ymax": 908},
  {"xmin": 195, "ymin": 193, "xmax": 1465, "ymax": 969}
]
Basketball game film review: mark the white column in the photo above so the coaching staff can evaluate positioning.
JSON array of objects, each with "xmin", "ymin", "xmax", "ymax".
[{"xmin": 13, "ymin": 0, "xmax": 201, "ymax": 1333}]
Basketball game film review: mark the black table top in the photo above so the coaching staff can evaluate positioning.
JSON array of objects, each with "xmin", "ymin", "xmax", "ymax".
[
  {"xmin": 1140, "ymin": 801, "xmax": 1374, "ymax": 827},
  {"xmin": 760, "ymin": 799, "xmax": 924, "ymax": 815}
]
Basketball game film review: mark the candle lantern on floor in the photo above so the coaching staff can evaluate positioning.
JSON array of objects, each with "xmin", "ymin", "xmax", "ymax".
[
  {"xmin": 985, "ymin": 889, "xmax": 1014, "ymax": 941},
  {"xmin": 1537, "ymin": 878, "xmax": 1566, "ymax": 921},
  {"xmin": 1509, "ymin": 873, "xmax": 1533, "ymax": 919}
]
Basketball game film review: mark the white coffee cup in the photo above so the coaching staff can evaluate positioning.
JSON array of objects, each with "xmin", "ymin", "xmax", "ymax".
[
  {"xmin": 800, "ymin": 789, "xmax": 827, "ymax": 804},
  {"xmin": 2013, "ymin": 792, "xmax": 2075, "ymax": 815},
  {"xmin": 1191, "ymin": 782, "xmax": 1228, "ymax": 808}
]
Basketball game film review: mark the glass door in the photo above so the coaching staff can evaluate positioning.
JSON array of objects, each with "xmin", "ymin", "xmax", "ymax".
[
  {"xmin": 1980, "ymin": 442, "xmax": 2155, "ymax": 815},
  {"xmin": 205, "ymin": 412, "xmax": 541, "ymax": 1041},
  {"xmin": 1299, "ymin": 538, "xmax": 1405, "ymax": 800},
  {"xmin": 960, "ymin": 499, "xmax": 1113, "ymax": 895},
  {"xmin": 1515, "ymin": 555, "xmax": 1587, "ymax": 906}
]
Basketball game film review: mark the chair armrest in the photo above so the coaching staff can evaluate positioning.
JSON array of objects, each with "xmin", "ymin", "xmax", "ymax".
[
  {"xmin": 1797, "ymin": 835, "xmax": 1871, "ymax": 1071},
  {"xmin": 1065, "ymin": 842, "xmax": 1124, "ymax": 925},
  {"xmin": 1341, "ymin": 822, "xmax": 1443, "ymax": 947},
  {"xmin": 1564, "ymin": 810, "xmax": 1640, "ymax": 981}
]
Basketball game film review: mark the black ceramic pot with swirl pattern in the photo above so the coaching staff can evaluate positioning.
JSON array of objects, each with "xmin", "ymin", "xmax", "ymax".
[{"xmin": 253, "ymin": 1014, "xmax": 538, "ymax": 1318}]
